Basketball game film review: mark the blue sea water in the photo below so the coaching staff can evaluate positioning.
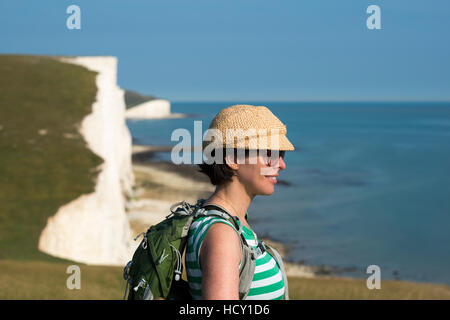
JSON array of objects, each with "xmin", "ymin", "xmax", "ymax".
[{"xmin": 126, "ymin": 102, "xmax": 450, "ymax": 285}]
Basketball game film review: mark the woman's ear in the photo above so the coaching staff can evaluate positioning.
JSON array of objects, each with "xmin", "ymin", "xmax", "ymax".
[{"xmin": 224, "ymin": 153, "xmax": 239, "ymax": 171}]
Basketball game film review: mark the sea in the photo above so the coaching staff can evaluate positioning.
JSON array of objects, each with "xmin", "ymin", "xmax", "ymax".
[{"xmin": 126, "ymin": 101, "xmax": 450, "ymax": 285}]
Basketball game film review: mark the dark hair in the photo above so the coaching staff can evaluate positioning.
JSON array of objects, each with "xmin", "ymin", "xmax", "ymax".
[
  {"xmin": 198, "ymin": 149, "xmax": 285, "ymax": 186},
  {"xmin": 198, "ymin": 149, "xmax": 240, "ymax": 186}
]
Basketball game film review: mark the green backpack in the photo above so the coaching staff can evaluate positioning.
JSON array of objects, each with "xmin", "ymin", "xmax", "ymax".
[{"xmin": 122, "ymin": 199, "xmax": 289, "ymax": 300}]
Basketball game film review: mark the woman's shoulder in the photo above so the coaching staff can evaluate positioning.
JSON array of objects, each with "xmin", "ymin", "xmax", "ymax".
[
  {"xmin": 202, "ymin": 222, "xmax": 241, "ymax": 246},
  {"xmin": 199, "ymin": 222, "xmax": 241, "ymax": 266},
  {"xmin": 189, "ymin": 215, "xmax": 241, "ymax": 253}
]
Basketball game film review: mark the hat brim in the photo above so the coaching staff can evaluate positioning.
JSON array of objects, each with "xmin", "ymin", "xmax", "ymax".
[
  {"xmin": 277, "ymin": 134, "xmax": 295, "ymax": 151},
  {"xmin": 257, "ymin": 133, "xmax": 295, "ymax": 151}
]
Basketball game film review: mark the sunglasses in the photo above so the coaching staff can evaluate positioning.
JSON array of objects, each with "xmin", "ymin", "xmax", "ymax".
[{"xmin": 263, "ymin": 150, "xmax": 286, "ymax": 159}]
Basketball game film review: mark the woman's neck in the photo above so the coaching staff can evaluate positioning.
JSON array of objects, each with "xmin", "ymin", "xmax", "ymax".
[{"xmin": 205, "ymin": 179, "xmax": 253, "ymax": 226}]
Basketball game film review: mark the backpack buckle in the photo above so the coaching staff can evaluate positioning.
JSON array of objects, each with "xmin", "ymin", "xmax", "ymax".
[
  {"xmin": 193, "ymin": 207, "xmax": 206, "ymax": 218},
  {"xmin": 258, "ymin": 241, "xmax": 267, "ymax": 252},
  {"xmin": 167, "ymin": 201, "xmax": 192, "ymax": 218},
  {"xmin": 141, "ymin": 234, "xmax": 148, "ymax": 249},
  {"xmin": 133, "ymin": 278, "xmax": 147, "ymax": 292},
  {"xmin": 255, "ymin": 241, "xmax": 267, "ymax": 257}
]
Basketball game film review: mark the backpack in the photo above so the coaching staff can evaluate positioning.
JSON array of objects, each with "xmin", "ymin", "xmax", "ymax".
[{"xmin": 122, "ymin": 199, "xmax": 289, "ymax": 300}]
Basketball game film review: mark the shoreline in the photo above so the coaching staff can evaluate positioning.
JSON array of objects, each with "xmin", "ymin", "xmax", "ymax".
[{"xmin": 127, "ymin": 145, "xmax": 450, "ymax": 285}]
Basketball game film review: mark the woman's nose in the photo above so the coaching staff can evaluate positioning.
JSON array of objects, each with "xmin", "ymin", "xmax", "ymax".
[
  {"xmin": 269, "ymin": 154, "xmax": 286, "ymax": 171},
  {"xmin": 278, "ymin": 155, "xmax": 286, "ymax": 171}
]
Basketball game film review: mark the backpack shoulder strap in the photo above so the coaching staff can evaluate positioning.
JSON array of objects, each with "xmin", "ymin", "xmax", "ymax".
[
  {"xmin": 194, "ymin": 204, "xmax": 251, "ymax": 247},
  {"xmin": 193, "ymin": 203, "xmax": 257, "ymax": 300},
  {"xmin": 259, "ymin": 241, "xmax": 290, "ymax": 300}
]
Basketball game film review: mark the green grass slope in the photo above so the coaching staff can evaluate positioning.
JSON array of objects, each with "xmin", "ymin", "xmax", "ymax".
[
  {"xmin": 1, "ymin": 259, "xmax": 449, "ymax": 300},
  {"xmin": 0, "ymin": 55, "xmax": 103, "ymax": 261}
]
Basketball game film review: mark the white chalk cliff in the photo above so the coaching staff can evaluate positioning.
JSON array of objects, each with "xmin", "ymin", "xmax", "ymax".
[
  {"xmin": 125, "ymin": 99, "xmax": 171, "ymax": 119},
  {"xmin": 38, "ymin": 56, "xmax": 137, "ymax": 266},
  {"xmin": 125, "ymin": 99, "xmax": 187, "ymax": 119}
]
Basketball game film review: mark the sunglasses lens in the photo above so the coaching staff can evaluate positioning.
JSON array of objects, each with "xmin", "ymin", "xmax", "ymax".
[{"xmin": 267, "ymin": 150, "xmax": 285, "ymax": 158}]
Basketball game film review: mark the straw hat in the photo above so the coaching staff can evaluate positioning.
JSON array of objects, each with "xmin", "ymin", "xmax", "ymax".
[{"xmin": 203, "ymin": 104, "xmax": 295, "ymax": 151}]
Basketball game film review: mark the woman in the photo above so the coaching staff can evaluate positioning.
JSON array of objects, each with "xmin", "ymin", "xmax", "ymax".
[{"xmin": 185, "ymin": 104, "xmax": 295, "ymax": 300}]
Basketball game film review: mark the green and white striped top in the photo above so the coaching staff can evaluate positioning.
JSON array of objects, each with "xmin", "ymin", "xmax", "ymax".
[{"xmin": 185, "ymin": 215, "xmax": 285, "ymax": 300}]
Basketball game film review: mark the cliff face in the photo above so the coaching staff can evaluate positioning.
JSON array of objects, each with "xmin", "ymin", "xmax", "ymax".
[
  {"xmin": 125, "ymin": 99, "xmax": 171, "ymax": 119},
  {"xmin": 38, "ymin": 56, "xmax": 136, "ymax": 266}
]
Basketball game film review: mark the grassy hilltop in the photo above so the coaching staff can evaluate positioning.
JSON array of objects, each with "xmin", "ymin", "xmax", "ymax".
[
  {"xmin": 0, "ymin": 54, "xmax": 449, "ymax": 299},
  {"xmin": 0, "ymin": 55, "xmax": 102, "ymax": 261},
  {"xmin": 124, "ymin": 89, "xmax": 156, "ymax": 109}
]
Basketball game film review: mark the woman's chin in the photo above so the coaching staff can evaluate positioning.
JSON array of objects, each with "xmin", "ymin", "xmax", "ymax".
[{"xmin": 259, "ymin": 185, "xmax": 275, "ymax": 196}]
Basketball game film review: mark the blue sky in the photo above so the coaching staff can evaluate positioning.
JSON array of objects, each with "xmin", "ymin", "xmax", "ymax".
[{"xmin": 1, "ymin": 0, "xmax": 449, "ymax": 102}]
